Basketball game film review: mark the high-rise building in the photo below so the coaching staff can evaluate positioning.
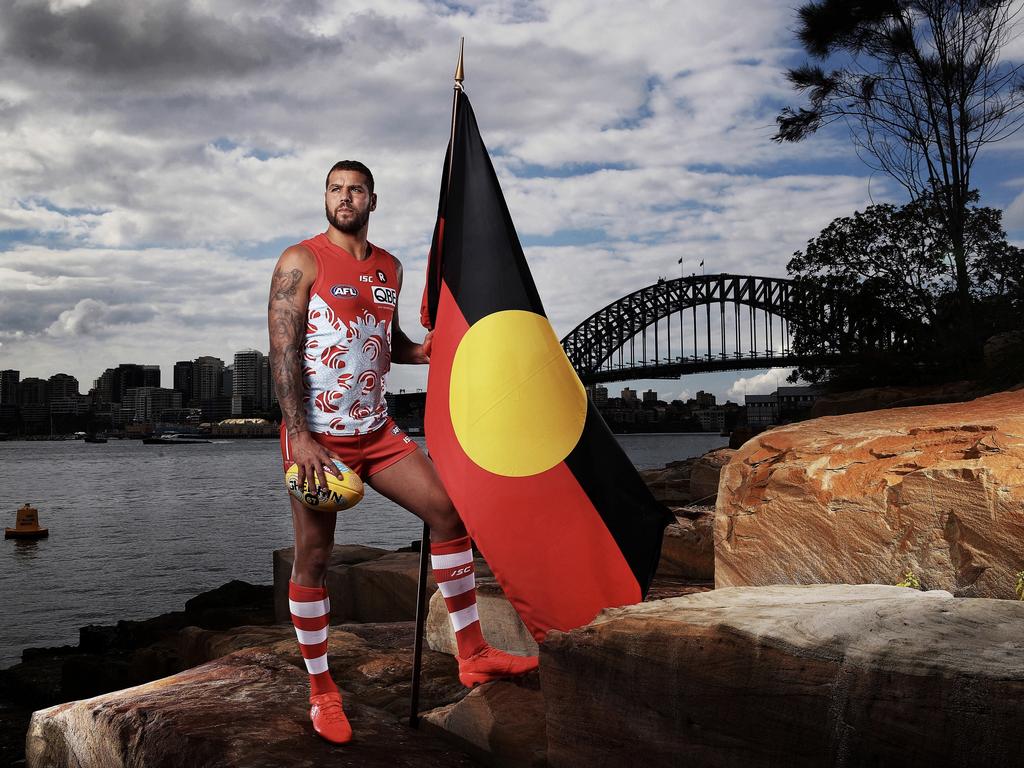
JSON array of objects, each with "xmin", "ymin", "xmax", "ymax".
[
  {"xmin": 173, "ymin": 361, "xmax": 194, "ymax": 404},
  {"xmin": 221, "ymin": 365, "xmax": 233, "ymax": 397},
  {"xmin": 621, "ymin": 387, "xmax": 637, "ymax": 401},
  {"xmin": 643, "ymin": 389, "xmax": 658, "ymax": 404},
  {"xmin": 48, "ymin": 373, "xmax": 82, "ymax": 415},
  {"xmin": 586, "ymin": 384, "xmax": 609, "ymax": 405},
  {"xmin": 0, "ymin": 369, "xmax": 19, "ymax": 406},
  {"xmin": 192, "ymin": 356, "xmax": 224, "ymax": 401},
  {"xmin": 124, "ymin": 387, "xmax": 183, "ymax": 422},
  {"xmin": 233, "ymin": 350, "xmax": 263, "ymax": 412},
  {"xmin": 18, "ymin": 378, "xmax": 48, "ymax": 405},
  {"xmin": 142, "ymin": 365, "xmax": 161, "ymax": 388},
  {"xmin": 47, "ymin": 373, "xmax": 80, "ymax": 401},
  {"xmin": 695, "ymin": 390, "xmax": 716, "ymax": 409},
  {"xmin": 94, "ymin": 368, "xmax": 116, "ymax": 404}
]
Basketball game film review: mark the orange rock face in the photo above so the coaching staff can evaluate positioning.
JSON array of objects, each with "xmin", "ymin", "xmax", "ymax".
[{"xmin": 716, "ymin": 390, "xmax": 1024, "ymax": 597}]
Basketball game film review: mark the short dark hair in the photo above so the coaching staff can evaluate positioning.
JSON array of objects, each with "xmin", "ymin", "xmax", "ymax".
[{"xmin": 326, "ymin": 160, "xmax": 374, "ymax": 193}]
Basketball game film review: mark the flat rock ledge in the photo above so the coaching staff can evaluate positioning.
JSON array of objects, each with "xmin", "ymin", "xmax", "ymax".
[
  {"xmin": 26, "ymin": 649, "xmax": 478, "ymax": 768},
  {"xmin": 541, "ymin": 584, "xmax": 1024, "ymax": 768}
]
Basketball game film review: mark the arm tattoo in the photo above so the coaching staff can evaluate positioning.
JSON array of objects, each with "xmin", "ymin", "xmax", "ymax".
[
  {"xmin": 271, "ymin": 268, "xmax": 303, "ymax": 300},
  {"xmin": 268, "ymin": 267, "xmax": 310, "ymax": 436}
]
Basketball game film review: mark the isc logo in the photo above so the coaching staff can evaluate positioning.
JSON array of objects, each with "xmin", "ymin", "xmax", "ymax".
[
  {"xmin": 372, "ymin": 286, "xmax": 397, "ymax": 306},
  {"xmin": 331, "ymin": 285, "xmax": 358, "ymax": 298}
]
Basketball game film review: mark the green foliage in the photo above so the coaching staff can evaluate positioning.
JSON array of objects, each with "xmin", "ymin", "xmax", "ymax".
[
  {"xmin": 786, "ymin": 190, "xmax": 1024, "ymax": 387},
  {"xmin": 1015, "ymin": 571, "xmax": 1024, "ymax": 601},
  {"xmin": 896, "ymin": 570, "xmax": 922, "ymax": 590}
]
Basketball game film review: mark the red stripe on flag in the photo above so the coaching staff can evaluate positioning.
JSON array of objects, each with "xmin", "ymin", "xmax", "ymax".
[{"xmin": 426, "ymin": 281, "xmax": 640, "ymax": 641}]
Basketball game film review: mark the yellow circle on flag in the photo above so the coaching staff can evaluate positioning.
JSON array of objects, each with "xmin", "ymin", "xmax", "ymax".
[{"xmin": 450, "ymin": 309, "xmax": 587, "ymax": 477}]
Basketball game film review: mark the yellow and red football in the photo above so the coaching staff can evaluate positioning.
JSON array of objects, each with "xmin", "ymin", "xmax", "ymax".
[{"xmin": 285, "ymin": 459, "xmax": 364, "ymax": 512}]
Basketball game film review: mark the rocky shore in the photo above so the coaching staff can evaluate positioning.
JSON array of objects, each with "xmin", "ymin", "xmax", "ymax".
[{"xmin": 8, "ymin": 386, "xmax": 1024, "ymax": 766}]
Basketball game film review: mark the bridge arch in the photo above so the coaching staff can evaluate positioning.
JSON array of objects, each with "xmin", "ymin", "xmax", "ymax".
[{"xmin": 560, "ymin": 273, "xmax": 889, "ymax": 385}]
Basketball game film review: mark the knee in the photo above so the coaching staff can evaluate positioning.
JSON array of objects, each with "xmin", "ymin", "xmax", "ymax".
[{"xmin": 293, "ymin": 543, "xmax": 332, "ymax": 582}]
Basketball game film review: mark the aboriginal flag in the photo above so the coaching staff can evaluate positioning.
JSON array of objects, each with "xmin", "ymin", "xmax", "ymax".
[{"xmin": 421, "ymin": 90, "xmax": 672, "ymax": 641}]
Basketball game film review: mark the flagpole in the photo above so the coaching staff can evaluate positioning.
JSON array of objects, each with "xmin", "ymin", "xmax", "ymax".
[
  {"xmin": 409, "ymin": 38, "xmax": 465, "ymax": 730},
  {"xmin": 446, "ymin": 36, "xmax": 465, "ymax": 198}
]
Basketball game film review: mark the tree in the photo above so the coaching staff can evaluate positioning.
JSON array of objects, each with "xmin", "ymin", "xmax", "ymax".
[
  {"xmin": 787, "ymin": 192, "xmax": 1024, "ymax": 385},
  {"xmin": 774, "ymin": 0, "xmax": 1024, "ymax": 310}
]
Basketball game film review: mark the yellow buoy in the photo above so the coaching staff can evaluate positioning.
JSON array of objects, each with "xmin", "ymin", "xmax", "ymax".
[{"xmin": 5, "ymin": 503, "xmax": 49, "ymax": 539}]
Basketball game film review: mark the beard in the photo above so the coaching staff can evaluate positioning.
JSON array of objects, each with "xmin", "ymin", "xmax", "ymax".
[{"xmin": 326, "ymin": 204, "xmax": 371, "ymax": 234}]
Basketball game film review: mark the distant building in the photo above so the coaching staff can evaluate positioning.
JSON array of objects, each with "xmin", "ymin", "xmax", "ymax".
[
  {"xmin": 124, "ymin": 387, "xmax": 182, "ymax": 422},
  {"xmin": 694, "ymin": 390, "xmax": 716, "ymax": 409},
  {"xmin": 193, "ymin": 356, "xmax": 225, "ymax": 401},
  {"xmin": 745, "ymin": 393, "xmax": 779, "ymax": 427},
  {"xmin": 142, "ymin": 365, "xmax": 161, "ymax": 388},
  {"xmin": 47, "ymin": 373, "xmax": 79, "ymax": 401},
  {"xmin": 173, "ymin": 361, "xmax": 194, "ymax": 404},
  {"xmin": 777, "ymin": 385, "xmax": 824, "ymax": 420},
  {"xmin": 0, "ymin": 369, "xmax": 19, "ymax": 406},
  {"xmin": 221, "ymin": 365, "xmax": 233, "ymax": 398},
  {"xmin": 19, "ymin": 377, "xmax": 48, "ymax": 406},
  {"xmin": 588, "ymin": 385, "xmax": 608, "ymax": 405},
  {"xmin": 233, "ymin": 350, "xmax": 272, "ymax": 414},
  {"xmin": 621, "ymin": 387, "xmax": 637, "ymax": 401},
  {"xmin": 642, "ymin": 389, "xmax": 658, "ymax": 404}
]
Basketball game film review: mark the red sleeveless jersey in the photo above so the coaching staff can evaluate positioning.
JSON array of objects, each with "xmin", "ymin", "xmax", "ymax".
[{"xmin": 298, "ymin": 233, "xmax": 400, "ymax": 436}]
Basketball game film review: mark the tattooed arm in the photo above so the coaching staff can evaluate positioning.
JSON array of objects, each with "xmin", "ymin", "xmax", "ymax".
[
  {"xmin": 390, "ymin": 258, "xmax": 433, "ymax": 364},
  {"xmin": 268, "ymin": 245, "xmax": 340, "ymax": 492}
]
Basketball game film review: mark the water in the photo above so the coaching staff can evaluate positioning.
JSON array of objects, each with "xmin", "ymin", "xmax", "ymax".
[{"xmin": 0, "ymin": 433, "xmax": 725, "ymax": 667}]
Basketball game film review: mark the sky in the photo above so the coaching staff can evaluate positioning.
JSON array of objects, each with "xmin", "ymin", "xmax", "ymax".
[{"xmin": 2, "ymin": 0, "xmax": 1023, "ymax": 405}]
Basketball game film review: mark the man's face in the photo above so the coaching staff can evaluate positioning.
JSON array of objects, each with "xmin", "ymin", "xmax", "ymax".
[{"xmin": 324, "ymin": 170, "xmax": 376, "ymax": 234}]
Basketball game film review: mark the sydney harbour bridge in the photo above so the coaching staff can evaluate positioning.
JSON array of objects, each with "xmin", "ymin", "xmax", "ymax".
[{"xmin": 560, "ymin": 274, "xmax": 909, "ymax": 386}]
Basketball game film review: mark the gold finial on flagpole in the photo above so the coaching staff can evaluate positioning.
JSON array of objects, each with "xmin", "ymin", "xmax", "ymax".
[{"xmin": 454, "ymin": 36, "xmax": 465, "ymax": 88}]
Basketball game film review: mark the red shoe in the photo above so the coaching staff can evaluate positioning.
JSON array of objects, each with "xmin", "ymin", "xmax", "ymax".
[
  {"xmin": 309, "ymin": 691, "xmax": 352, "ymax": 744},
  {"xmin": 456, "ymin": 645, "xmax": 539, "ymax": 688}
]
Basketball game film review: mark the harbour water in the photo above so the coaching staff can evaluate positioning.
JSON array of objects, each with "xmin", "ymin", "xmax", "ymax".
[{"xmin": 0, "ymin": 433, "xmax": 726, "ymax": 668}]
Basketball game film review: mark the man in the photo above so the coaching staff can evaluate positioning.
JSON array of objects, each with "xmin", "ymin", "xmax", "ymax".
[{"xmin": 267, "ymin": 160, "xmax": 537, "ymax": 745}]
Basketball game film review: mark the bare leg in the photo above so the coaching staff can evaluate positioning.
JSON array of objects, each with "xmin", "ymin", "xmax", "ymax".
[
  {"xmin": 368, "ymin": 449, "xmax": 466, "ymax": 543},
  {"xmin": 289, "ymin": 495, "xmax": 337, "ymax": 586}
]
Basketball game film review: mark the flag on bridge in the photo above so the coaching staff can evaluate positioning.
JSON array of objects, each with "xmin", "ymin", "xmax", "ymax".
[{"xmin": 421, "ymin": 89, "xmax": 673, "ymax": 641}]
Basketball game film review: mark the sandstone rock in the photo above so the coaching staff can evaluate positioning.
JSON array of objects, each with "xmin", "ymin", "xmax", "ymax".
[
  {"xmin": 809, "ymin": 380, "xmax": 978, "ymax": 418},
  {"xmin": 348, "ymin": 552, "xmax": 434, "ymax": 622},
  {"xmin": 421, "ymin": 679, "xmax": 546, "ymax": 768},
  {"xmin": 172, "ymin": 622, "xmax": 466, "ymax": 718},
  {"xmin": 716, "ymin": 389, "xmax": 1024, "ymax": 598},
  {"xmin": 427, "ymin": 578, "xmax": 538, "ymax": 657},
  {"xmin": 688, "ymin": 447, "xmax": 734, "ymax": 503},
  {"xmin": 541, "ymin": 584, "xmax": 1024, "ymax": 768},
  {"xmin": 638, "ymin": 460, "xmax": 692, "ymax": 504},
  {"xmin": 26, "ymin": 649, "xmax": 477, "ymax": 768},
  {"xmin": 655, "ymin": 508, "xmax": 714, "ymax": 581}
]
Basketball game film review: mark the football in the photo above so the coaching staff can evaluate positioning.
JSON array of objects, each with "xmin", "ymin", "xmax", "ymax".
[{"xmin": 285, "ymin": 459, "xmax": 364, "ymax": 512}]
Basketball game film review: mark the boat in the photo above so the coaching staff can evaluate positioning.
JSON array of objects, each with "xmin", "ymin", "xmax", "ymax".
[
  {"xmin": 84, "ymin": 434, "xmax": 108, "ymax": 443},
  {"xmin": 5, "ymin": 503, "xmax": 49, "ymax": 539},
  {"xmin": 142, "ymin": 433, "xmax": 211, "ymax": 445}
]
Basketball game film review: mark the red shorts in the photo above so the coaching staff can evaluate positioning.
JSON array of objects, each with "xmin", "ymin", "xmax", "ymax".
[{"xmin": 280, "ymin": 418, "xmax": 418, "ymax": 480}]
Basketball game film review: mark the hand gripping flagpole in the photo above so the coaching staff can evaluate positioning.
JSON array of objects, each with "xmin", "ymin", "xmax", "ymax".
[{"xmin": 409, "ymin": 37, "xmax": 465, "ymax": 730}]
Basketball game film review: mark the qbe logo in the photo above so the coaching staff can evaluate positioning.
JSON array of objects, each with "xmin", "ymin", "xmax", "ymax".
[
  {"xmin": 331, "ymin": 285, "xmax": 358, "ymax": 298},
  {"xmin": 372, "ymin": 286, "xmax": 397, "ymax": 307}
]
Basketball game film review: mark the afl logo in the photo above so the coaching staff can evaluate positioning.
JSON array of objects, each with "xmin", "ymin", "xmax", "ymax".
[
  {"xmin": 376, "ymin": 270, "xmax": 387, "ymax": 284},
  {"xmin": 331, "ymin": 285, "xmax": 358, "ymax": 298},
  {"xmin": 372, "ymin": 286, "xmax": 397, "ymax": 307}
]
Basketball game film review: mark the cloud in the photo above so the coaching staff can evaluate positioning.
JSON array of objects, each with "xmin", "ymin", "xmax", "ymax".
[
  {"xmin": 727, "ymin": 368, "xmax": 800, "ymax": 401},
  {"xmin": 0, "ymin": 0, "xmax": 946, "ymax": 389}
]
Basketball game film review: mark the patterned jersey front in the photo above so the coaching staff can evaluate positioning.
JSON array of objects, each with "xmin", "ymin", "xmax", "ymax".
[{"xmin": 299, "ymin": 233, "xmax": 399, "ymax": 436}]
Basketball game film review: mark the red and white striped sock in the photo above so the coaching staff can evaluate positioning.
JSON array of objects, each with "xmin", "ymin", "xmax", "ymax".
[
  {"xmin": 430, "ymin": 535, "xmax": 487, "ymax": 659},
  {"xmin": 288, "ymin": 580, "xmax": 337, "ymax": 697}
]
